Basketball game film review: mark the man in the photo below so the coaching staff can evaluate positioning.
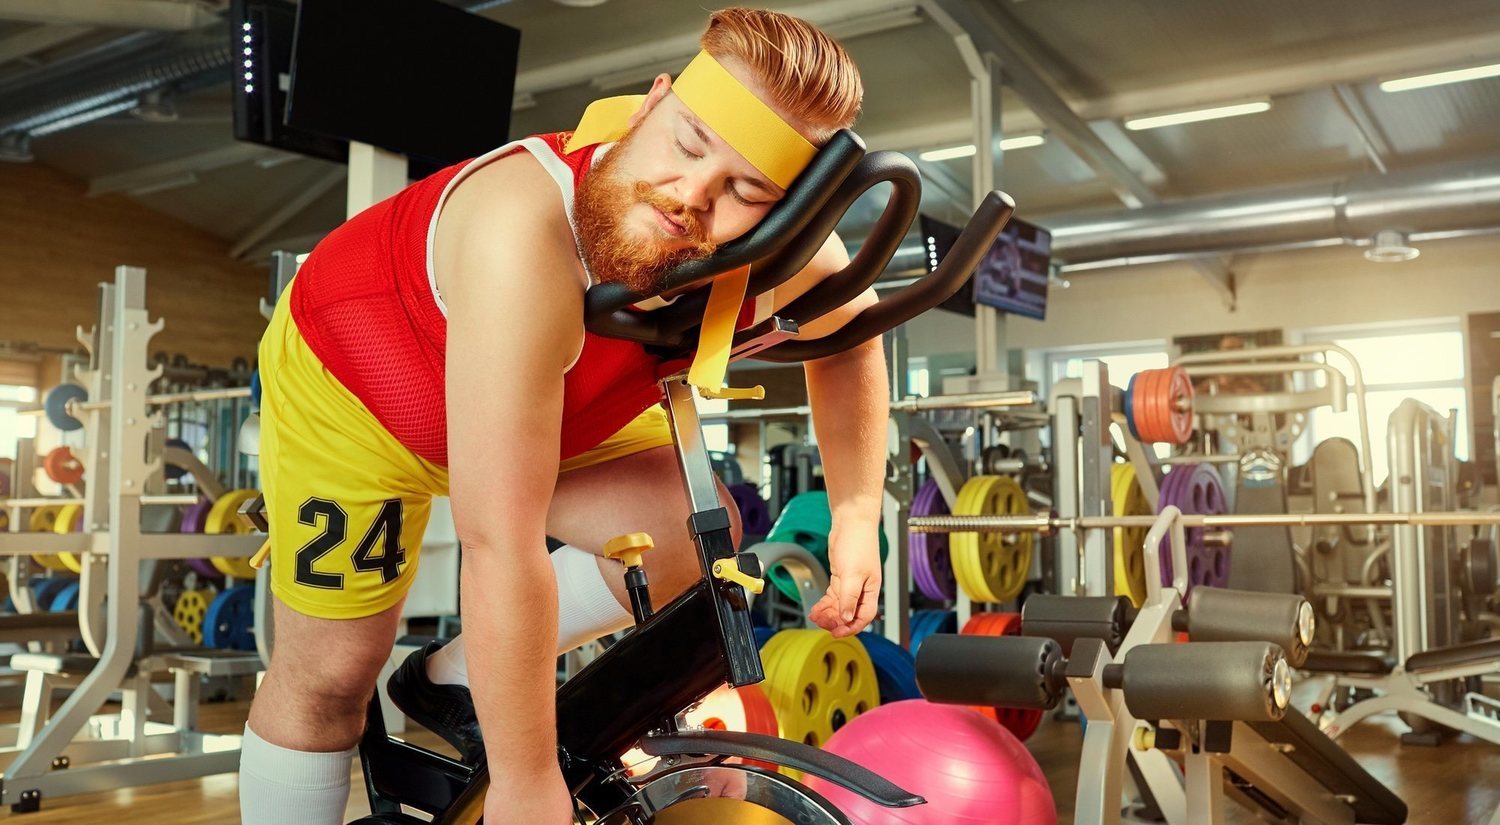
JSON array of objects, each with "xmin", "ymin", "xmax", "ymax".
[{"xmin": 241, "ymin": 9, "xmax": 888, "ymax": 824}]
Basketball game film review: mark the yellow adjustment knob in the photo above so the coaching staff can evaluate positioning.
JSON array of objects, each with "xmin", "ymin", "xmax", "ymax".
[
  {"xmin": 604, "ymin": 532, "xmax": 654, "ymax": 569},
  {"xmin": 711, "ymin": 558, "xmax": 765, "ymax": 595},
  {"xmin": 1132, "ymin": 725, "xmax": 1156, "ymax": 752}
]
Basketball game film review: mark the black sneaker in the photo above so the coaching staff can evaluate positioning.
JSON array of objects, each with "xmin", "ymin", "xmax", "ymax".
[{"xmin": 386, "ymin": 641, "xmax": 485, "ymax": 764}]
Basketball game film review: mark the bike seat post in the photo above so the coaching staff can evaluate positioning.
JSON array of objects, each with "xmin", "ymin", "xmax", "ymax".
[{"xmin": 604, "ymin": 533, "xmax": 655, "ymax": 623}]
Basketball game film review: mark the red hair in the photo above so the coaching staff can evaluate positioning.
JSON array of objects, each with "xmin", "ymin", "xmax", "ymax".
[{"xmin": 699, "ymin": 8, "xmax": 863, "ymax": 143}]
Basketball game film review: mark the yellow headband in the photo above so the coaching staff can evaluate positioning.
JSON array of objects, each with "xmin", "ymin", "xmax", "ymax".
[{"xmin": 563, "ymin": 51, "xmax": 817, "ymax": 190}]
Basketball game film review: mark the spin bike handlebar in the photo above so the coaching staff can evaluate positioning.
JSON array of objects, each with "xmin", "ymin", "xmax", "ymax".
[{"xmin": 583, "ymin": 127, "xmax": 1018, "ymax": 362}]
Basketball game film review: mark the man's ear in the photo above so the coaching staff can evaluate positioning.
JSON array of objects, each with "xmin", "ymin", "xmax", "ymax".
[{"xmin": 627, "ymin": 73, "xmax": 674, "ymax": 130}]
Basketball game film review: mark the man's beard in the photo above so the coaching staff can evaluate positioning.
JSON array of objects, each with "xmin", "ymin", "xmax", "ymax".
[{"xmin": 573, "ymin": 134, "xmax": 718, "ymax": 296}]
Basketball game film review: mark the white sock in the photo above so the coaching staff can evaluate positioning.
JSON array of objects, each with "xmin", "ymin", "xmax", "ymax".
[
  {"xmin": 238, "ymin": 723, "xmax": 356, "ymax": 825},
  {"xmin": 427, "ymin": 544, "xmax": 633, "ymax": 688}
]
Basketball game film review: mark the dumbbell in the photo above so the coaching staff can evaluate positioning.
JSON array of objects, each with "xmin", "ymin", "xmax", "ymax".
[
  {"xmin": 1020, "ymin": 587, "xmax": 1313, "ymax": 667},
  {"xmin": 915, "ymin": 635, "xmax": 1292, "ymax": 724}
]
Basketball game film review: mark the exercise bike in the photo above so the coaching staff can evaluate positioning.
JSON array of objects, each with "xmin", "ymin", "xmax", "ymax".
[{"xmin": 348, "ymin": 129, "xmax": 1017, "ymax": 824}]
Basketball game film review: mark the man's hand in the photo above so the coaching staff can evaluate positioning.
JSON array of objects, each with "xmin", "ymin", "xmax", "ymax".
[
  {"xmin": 807, "ymin": 518, "xmax": 881, "ymax": 638},
  {"xmin": 490, "ymin": 767, "xmax": 573, "ymax": 824}
]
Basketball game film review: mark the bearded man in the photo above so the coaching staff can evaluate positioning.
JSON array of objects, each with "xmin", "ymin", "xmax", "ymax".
[{"xmin": 241, "ymin": 9, "xmax": 887, "ymax": 823}]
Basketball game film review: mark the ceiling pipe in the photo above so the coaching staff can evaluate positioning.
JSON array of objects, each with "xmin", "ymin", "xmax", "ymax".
[
  {"xmin": 1041, "ymin": 157, "xmax": 1500, "ymax": 264},
  {"xmin": 0, "ymin": 0, "xmax": 222, "ymax": 31}
]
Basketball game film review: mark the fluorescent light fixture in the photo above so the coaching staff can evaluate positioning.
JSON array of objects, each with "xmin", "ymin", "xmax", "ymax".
[
  {"xmin": 1380, "ymin": 62, "xmax": 1500, "ymax": 92},
  {"xmin": 918, "ymin": 134, "xmax": 1046, "ymax": 162},
  {"xmin": 1125, "ymin": 100, "xmax": 1271, "ymax": 130}
]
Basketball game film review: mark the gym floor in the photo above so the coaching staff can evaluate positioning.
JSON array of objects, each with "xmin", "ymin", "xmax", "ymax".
[{"xmin": 9, "ymin": 685, "xmax": 1497, "ymax": 824}]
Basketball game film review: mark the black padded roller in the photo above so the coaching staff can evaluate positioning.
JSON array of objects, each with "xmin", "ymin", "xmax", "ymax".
[
  {"xmin": 1119, "ymin": 642, "xmax": 1289, "ymax": 723},
  {"xmin": 1021, "ymin": 595, "xmax": 1132, "ymax": 655},
  {"xmin": 1182, "ymin": 587, "xmax": 1313, "ymax": 668},
  {"xmin": 915, "ymin": 634, "xmax": 1065, "ymax": 710}
]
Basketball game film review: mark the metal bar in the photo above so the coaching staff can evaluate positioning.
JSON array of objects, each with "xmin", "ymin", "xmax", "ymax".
[
  {"xmin": 700, "ymin": 390, "xmax": 1037, "ymax": 422},
  {"xmin": 909, "ymin": 511, "xmax": 1500, "ymax": 532},
  {"xmin": 1310, "ymin": 584, "xmax": 1393, "ymax": 599},
  {"xmin": 2, "ymin": 497, "xmax": 83, "ymax": 507}
]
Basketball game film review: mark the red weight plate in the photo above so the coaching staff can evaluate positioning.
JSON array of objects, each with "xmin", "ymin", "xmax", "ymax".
[{"xmin": 42, "ymin": 447, "xmax": 84, "ymax": 486}]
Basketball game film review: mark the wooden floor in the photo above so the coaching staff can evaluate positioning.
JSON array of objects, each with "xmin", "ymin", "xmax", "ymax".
[{"xmin": 3, "ymin": 691, "xmax": 1499, "ymax": 823}]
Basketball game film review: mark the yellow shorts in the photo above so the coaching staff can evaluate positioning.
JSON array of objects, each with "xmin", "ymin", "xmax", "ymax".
[{"xmin": 258, "ymin": 294, "xmax": 673, "ymax": 620}]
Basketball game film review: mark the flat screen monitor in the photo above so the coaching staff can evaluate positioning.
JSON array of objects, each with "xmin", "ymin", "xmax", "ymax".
[
  {"xmin": 286, "ymin": 0, "xmax": 520, "ymax": 170},
  {"xmin": 919, "ymin": 214, "xmax": 975, "ymax": 317},
  {"xmin": 973, "ymin": 217, "xmax": 1051, "ymax": 320},
  {"xmin": 231, "ymin": 0, "xmax": 347, "ymax": 164}
]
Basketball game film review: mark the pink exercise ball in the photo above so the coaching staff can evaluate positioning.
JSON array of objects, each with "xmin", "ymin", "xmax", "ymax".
[{"xmin": 803, "ymin": 700, "xmax": 1055, "ymax": 825}]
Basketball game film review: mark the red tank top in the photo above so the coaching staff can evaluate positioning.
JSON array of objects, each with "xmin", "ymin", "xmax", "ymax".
[{"xmin": 289, "ymin": 133, "xmax": 759, "ymax": 467}]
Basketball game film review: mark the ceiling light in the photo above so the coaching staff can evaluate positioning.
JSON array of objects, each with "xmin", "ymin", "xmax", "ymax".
[
  {"xmin": 1364, "ymin": 229, "xmax": 1419, "ymax": 263},
  {"xmin": 919, "ymin": 134, "xmax": 1046, "ymax": 162},
  {"xmin": 1380, "ymin": 62, "xmax": 1500, "ymax": 92},
  {"xmin": 1125, "ymin": 100, "xmax": 1271, "ymax": 131}
]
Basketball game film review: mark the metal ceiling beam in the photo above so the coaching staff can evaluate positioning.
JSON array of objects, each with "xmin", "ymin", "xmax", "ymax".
[
  {"xmin": 0, "ymin": 24, "xmax": 92, "ymax": 66},
  {"xmin": 88, "ymin": 142, "xmax": 276, "ymax": 196},
  {"xmin": 920, "ymin": 0, "xmax": 1235, "ymax": 307},
  {"xmin": 1331, "ymin": 83, "xmax": 1392, "ymax": 175},
  {"xmin": 0, "ymin": 0, "xmax": 222, "ymax": 31},
  {"xmin": 511, "ymin": 0, "xmax": 918, "ymax": 103},
  {"xmin": 864, "ymin": 28, "xmax": 1500, "ymax": 152},
  {"xmin": 230, "ymin": 167, "xmax": 346, "ymax": 259}
]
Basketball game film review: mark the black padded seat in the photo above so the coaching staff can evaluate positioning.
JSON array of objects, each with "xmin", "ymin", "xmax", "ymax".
[
  {"xmin": 1405, "ymin": 638, "xmax": 1500, "ymax": 673},
  {"xmin": 1247, "ymin": 712, "xmax": 1408, "ymax": 824},
  {"xmin": 1302, "ymin": 651, "xmax": 1395, "ymax": 675}
]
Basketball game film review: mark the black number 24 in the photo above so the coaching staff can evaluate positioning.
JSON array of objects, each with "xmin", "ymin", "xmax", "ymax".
[{"xmin": 295, "ymin": 498, "xmax": 407, "ymax": 589}]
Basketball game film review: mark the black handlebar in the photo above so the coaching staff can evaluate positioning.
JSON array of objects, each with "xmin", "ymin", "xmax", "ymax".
[
  {"xmin": 751, "ymin": 190, "xmax": 1014, "ymax": 363},
  {"xmin": 580, "ymin": 125, "xmax": 1018, "ymax": 366},
  {"xmin": 581, "ymin": 130, "xmax": 866, "ymax": 347}
]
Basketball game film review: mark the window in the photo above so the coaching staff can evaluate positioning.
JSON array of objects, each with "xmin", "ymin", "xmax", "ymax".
[
  {"xmin": 696, "ymin": 395, "xmax": 731, "ymax": 453},
  {"xmin": 1294, "ymin": 324, "xmax": 1467, "ymax": 481},
  {"xmin": 1046, "ymin": 347, "xmax": 1170, "ymax": 392},
  {"xmin": 0, "ymin": 384, "xmax": 38, "ymax": 461}
]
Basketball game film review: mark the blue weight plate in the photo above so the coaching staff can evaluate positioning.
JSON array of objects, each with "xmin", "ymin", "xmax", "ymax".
[
  {"xmin": 49, "ymin": 582, "xmax": 79, "ymax": 613},
  {"xmin": 33, "ymin": 578, "xmax": 73, "ymax": 612},
  {"xmin": 203, "ymin": 584, "xmax": 256, "ymax": 650},
  {"xmin": 753, "ymin": 626, "xmax": 777, "ymax": 650},
  {"xmin": 909, "ymin": 609, "xmax": 956, "ymax": 655},
  {"xmin": 44, "ymin": 383, "xmax": 89, "ymax": 433},
  {"xmin": 249, "ymin": 369, "xmax": 262, "ymax": 411},
  {"xmin": 1123, "ymin": 373, "xmax": 1141, "ymax": 442},
  {"xmin": 857, "ymin": 632, "xmax": 921, "ymax": 704}
]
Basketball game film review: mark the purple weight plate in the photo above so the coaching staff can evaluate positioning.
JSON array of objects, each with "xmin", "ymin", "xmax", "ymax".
[
  {"xmin": 1156, "ymin": 465, "xmax": 1229, "ymax": 600},
  {"xmin": 180, "ymin": 499, "xmax": 224, "ymax": 582},
  {"xmin": 909, "ymin": 479, "xmax": 955, "ymax": 600}
]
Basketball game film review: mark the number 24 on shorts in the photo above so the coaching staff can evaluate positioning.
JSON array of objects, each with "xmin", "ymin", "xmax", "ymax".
[{"xmin": 294, "ymin": 497, "xmax": 407, "ymax": 589}]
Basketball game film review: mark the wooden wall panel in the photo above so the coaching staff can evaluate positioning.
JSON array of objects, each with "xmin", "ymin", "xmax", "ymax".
[{"xmin": 0, "ymin": 162, "xmax": 267, "ymax": 368}]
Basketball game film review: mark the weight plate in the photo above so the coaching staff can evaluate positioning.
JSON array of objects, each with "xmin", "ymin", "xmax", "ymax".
[
  {"xmin": 960, "ymin": 612, "xmax": 1044, "ymax": 740},
  {"xmin": 1130, "ymin": 368, "xmax": 1195, "ymax": 445},
  {"xmin": 250, "ymin": 369, "xmax": 262, "ymax": 410},
  {"xmin": 1156, "ymin": 463, "xmax": 1229, "ymax": 601},
  {"xmin": 765, "ymin": 492, "xmax": 888, "ymax": 602},
  {"xmin": 51, "ymin": 502, "xmax": 85, "ymax": 573},
  {"xmin": 43, "ymin": 383, "xmax": 88, "ymax": 432},
  {"xmin": 908, "ymin": 609, "xmax": 956, "ymax": 656},
  {"xmin": 174, "ymin": 589, "xmax": 210, "ymax": 645},
  {"xmin": 179, "ymin": 499, "xmax": 225, "ymax": 582},
  {"xmin": 759, "ymin": 628, "xmax": 879, "ymax": 778},
  {"xmin": 855, "ymin": 632, "xmax": 921, "ymax": 704},
  {"xmin": 1465, "ymin": 538, "xmax": 1497, "ymax": 597},
  {"xmin": 48, "ymin": 581, "xmax": 79, "ymax": 613},
  {"xmin": 42, "ymin": 447, "xmax": 85, "ymax": 486},
  {"xmin": 28, "ymin": 505, "xmax": 69, "ymax": 571},
  {"xmin": 1110, "ymin": 464, "xmax": 1151, "ymax": 607},
  {"xmin": 727, "ymin": 484, "xmax": 773, "ymax": 537},
  {"xmin": 33, "ymin": 577, "xmax": 73, "ymax": 612},
  {"xmin": 949, "ymin": 475, "xmax": 1032, "ymax": 603},
  {"xmin": 203, "ymin": 584, "xmax": 256, "ymax": 650},
  {"xmin": 205, "ymin": 489, "xmax": 260, "ymax": 579},
  {"xmin": 909, "ymin": 479, "xmax": 956, "ymax": 601}
]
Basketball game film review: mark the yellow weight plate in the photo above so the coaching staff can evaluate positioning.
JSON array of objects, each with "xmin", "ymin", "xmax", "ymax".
[
  {"xmin": 173, "ymin": 589, "xmax": 210, "ymax": 645},
  {"xmin": 52, "ymin": 503, "xmax": 85, "ymax": 574},
  {"xmin": 758, "ymin": 628, "xmax": 879, "ymax": 779},
  {"xmin": 205, "ymin": 489, "xmax": 259, "ymax": 579},
  {"xmin": 28, "ymin": 505, "xmax": 69, "ymax": 571},
  {"xmin": 653, "ymin": 798, "xmax": 794, "ymax": 825},
  {"xmin": 1111, "ymin": 464, "xmax": 1151, "ymax": 606},
  {"xmin": 949, "ymin": 475, "xmax": 1032, "ymax": 603}
]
